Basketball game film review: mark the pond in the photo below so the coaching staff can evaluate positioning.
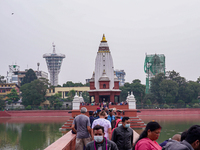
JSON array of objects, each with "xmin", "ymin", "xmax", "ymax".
[
  {"xmin": 0, "ymin": 115, "xmax": 200, "ymax": 149},
  {"xmin": 0, "ymin": 117, "xmax": 68, "ymax": 150}
]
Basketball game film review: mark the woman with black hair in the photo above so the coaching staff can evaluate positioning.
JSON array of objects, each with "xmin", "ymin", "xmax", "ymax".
[{"xmin": 133, "ymin": 121, "xmax": 162, "ymax": 150}]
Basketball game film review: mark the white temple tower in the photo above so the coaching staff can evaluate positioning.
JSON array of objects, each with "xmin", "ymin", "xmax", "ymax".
[
  {"xmin": 88, "ymin": 34, "xmax": 121, "ymax": 103},
  {"xmin": 94, "ymin": 34, "xmax": 115, "ymax": 90}
]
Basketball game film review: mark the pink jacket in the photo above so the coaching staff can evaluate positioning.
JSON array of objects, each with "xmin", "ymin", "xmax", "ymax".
[{"xmin": 135, "ymin": 137, "xmax": 162, "ymax": 150}]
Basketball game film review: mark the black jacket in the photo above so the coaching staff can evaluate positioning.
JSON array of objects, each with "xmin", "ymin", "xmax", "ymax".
[
  {"xmin": 86, "ymin": 138, "xmax": 118, "ymax": 150},
  {"xmin": 111, "ymin": 125, "xmax": 133, "ymax": 150}
]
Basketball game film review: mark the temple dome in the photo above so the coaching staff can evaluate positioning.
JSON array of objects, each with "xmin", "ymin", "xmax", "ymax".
[{"xmin": 99, "ymin": 70, "xmax": 110, "ymax": 81}]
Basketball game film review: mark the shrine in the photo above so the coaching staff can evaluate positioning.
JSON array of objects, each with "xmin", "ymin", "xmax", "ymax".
[{"xmin": 88, "ymin": 34, "xmax": 121, "ymax": 103}]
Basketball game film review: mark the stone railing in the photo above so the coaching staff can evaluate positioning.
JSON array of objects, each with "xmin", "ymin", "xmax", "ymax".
[{"xmin": 45, "ymin": 130, "xmax": 76, "ymax": 150}]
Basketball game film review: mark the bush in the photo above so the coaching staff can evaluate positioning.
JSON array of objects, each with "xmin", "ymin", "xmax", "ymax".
[
  {"xmin": 191, "ymin": 99, "xmax": 199, "ymax": 104},
  {"xmin": 163, "ymin": 104, "xmax": 169, "ymax": 109},
  {"xmin": 26, "ymin": 105, "xmax": 32, "ymax": 110},
  {"xmin": 193, "ymin": 103, "xmax": 200, "ymax": 108},
  {"xmin": 186, "ymin": 104, "xmax": 191, "ymax": 108},
  {"xmin": 38, "ymin": 106, "xmax": 42, "ymax": 110},
  {"xmin": 170, "ymin": 105, "xmax": 175, "ymax": 109}
]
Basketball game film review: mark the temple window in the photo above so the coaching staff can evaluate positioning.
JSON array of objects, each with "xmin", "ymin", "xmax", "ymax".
[{"xmin": 103, "ymin": 84, "xmax": 106, "ymax": 88}]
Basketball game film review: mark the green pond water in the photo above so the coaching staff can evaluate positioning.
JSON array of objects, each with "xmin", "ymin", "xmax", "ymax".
[{"xmin": 0, "ymin": 115, "xmax": 200, "ymax": 150}]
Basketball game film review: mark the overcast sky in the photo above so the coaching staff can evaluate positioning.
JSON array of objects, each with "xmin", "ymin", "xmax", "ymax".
[{"xmin": 1, "ymin": 0, "xmax": 200, "ymax": 85}]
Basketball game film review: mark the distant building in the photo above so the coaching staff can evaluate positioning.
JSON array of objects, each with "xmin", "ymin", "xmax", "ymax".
[
  {"xmin": 0, "ymin": 83, "xmax": 20, "ymax": 100},
  {"xmin": 43, "ymin": 44, "xmax": 65, "ymax": 86},
  {"xmin": 115, "ymin": 70, "xmax": 126, "ymax": 86},
  {"xmin": 144, "ymin": 53, "xmax": 165, "ymax": 93},
  {"xmin": 6, "ymin": 64, "xmax": 48, "ymax": 86},
  {"xmin": 85, "ymin": 79, "xmax": 91, "ymax": 84},
  {"xmin": 46, "ymin": 86, "xmax": 90, "ymax": 99}
]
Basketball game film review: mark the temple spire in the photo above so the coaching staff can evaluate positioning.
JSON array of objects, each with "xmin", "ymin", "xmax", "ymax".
[{"xmin": 101, "ymin": 34, "xmax": 107, "ymax": 42}]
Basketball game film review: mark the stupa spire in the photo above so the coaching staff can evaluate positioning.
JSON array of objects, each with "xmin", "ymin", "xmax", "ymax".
[{"xmin": 101, "ymin": 34, "xmax": 107, "ymax": 42}]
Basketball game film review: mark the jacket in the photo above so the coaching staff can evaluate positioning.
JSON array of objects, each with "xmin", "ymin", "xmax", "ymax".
[
  {"xmin": 111, "ymin": 125, "xmax": 133, "ymax": 150},
  {"xmin": 86, "ymin": 137, "xmax": 118, "ymax": 150},
  {"xmin": 162, "ymin": 140, "xmax": 194, "ymax": 150}
]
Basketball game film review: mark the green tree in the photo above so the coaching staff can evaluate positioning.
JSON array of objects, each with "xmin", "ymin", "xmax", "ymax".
[
  {"xmin": 82, "ymin": 91, "xmax": 89, "ymax": 103},
  {"xmin": 0, "ymin": 96, "xmax": 5, "ymax": 110},
  {"xmin": 21, "ymin": 78, "xmax": 50, "ymax": 106},
  {"xmin": 0, "ymin": 75, "xmax": 6, "ymax": 83},
  {"xmin": 21, "ymin": 69, "xmax": 37, "ymax": 86},
  {"xmin": 150, "ymin": 73, "xmax": 166, "ymax": 103},
  {"xmin": 119, "ymin": 80, "xmax": 145, "ymax": 103},
  {"xmin": 47, "ymin": 93, "xmax": 62, "ymax": 108},
  {"xmin": 63, "ymin": 81, "xmax": 74, "ymax": 87},
  {"xmin": 159, "ymin": 80, "xmax": 179, "ymax": 104},
  {"xmin": 66, "ymin": 90, "xmax": 76, "ymax": 101},
  {"xmin": 6, "ymin": 89, "xmax": 20, "ymax": 104},
  {"xmin": 63, "ymin": 81, "xmax": 89, "ymax": 87},
  {"xmin": 197, "ymin": 76, "xmax": 200, "ymax": 84}
]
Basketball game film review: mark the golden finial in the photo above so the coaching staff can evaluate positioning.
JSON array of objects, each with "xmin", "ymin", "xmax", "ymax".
[{"xmin": 101, "ymin": 34, "xmax": 107, "ymax": 42}]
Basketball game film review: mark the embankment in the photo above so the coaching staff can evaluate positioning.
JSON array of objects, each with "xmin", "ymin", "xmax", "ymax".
[
  {"xmin": 137, "ymin": 108, "xmax": 200, "ymax": 116},
  {"xmin": 0, "ymin": 108, "xmax": 200, "ymax": 118},
  {"xmin": 0, "ymin": 110, "xmax": 71, "ymax": 118}
]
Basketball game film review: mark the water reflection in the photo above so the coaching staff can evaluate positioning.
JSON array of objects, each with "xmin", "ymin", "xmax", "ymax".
[{"xmin": 0, "ymin": 117, "xmax": 67, "ymax": 150}]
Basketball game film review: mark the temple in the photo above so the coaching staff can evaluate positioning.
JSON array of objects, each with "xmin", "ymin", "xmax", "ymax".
[{"xmin": 88, "ymin": 34, "xmax": 121, "ymax": 103}]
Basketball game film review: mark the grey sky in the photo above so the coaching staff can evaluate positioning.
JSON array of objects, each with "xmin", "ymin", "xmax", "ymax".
[{"xmin": 1, "ymin": 0, "xmax": 200, "ymax": 85}]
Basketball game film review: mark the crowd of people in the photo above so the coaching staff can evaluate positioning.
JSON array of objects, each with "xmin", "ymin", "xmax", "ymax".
[
  {"xmin": 72, "ymin": 107, "xmax": 200, "ymax": 150},
  {"xmin": 80, "ymin": 101, "xmax": 128, "ymax": 107}
]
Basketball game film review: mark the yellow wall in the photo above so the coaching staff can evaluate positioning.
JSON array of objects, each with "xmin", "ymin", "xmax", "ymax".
[{"xmin": 46, "ymin": 87, "xmax": 90, "ymax": 99}]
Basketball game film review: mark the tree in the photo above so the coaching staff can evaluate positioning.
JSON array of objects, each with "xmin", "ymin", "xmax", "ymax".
[
  {"xmin": 0, "ymin": 96, "xmax": 5, "ymax": 110},
  {"xmin": 21, "ymin": 69, "xmax": 37, "ymax": 86},
  {"xmin": 20, "ymin": 78, "xmax": 50, "ymax": 106},
  {"xmin": 159, "ymin": 80, "xmax": 179, "ymax": 104},
  {"xmin": 47, "ymin": 93, "xmax": 62, "ymax": 108},
  {"xmin": 82, "ymin": 91, "xmax": 89, "ymax": 103},
  {"xmin": 63, "ymin": 81, "xmax": 90, "ymax": 87},
  {"xmin": 63, "ymin": 81, "xmax": 74, "ymax": 87},
  {"xmin": 119, "ymin": 80, "xmax": 145, "ymax": 102},
  {"xmin": 0, "ymin": 75, "xmax": 6, "ymax": 83},
  {"xmin": 150, "ymin": 73, "xmax": 166, "ymax": 103},
  {"xmin": 6, "ymin": 88, "xmax": 20, "ymax": 104},
  {"xmin": 66, "ymin": 90, "xmax": 76, "ymax": 101}
]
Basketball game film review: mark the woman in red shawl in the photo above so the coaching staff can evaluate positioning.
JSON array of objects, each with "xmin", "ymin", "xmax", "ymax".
[
  {"xmin": 111, "ymin": 119, "xmax": 122, "ymax": 136},
  {"xmin": 133, "ymin": 121, "xmax": 162, "ymax": 150}
]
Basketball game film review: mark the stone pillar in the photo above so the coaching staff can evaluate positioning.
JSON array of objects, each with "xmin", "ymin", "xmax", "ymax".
[
  {"xmin": 128, "ymin": 92, "xmax": 136, "ymax": 109},
  {"xmin": 72, "ymin": 92, "xmax": 80, "ymax": 110}
]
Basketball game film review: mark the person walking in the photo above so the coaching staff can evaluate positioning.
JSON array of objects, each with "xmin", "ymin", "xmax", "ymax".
[
  {"xmin": 107, "ymin": 109, "xmax": 115, "ymax": 123},
  {"xmin": 71, "ymin": 107, "xmax": 91, "ymax": 150},
  {"xmin": 89, "ymin": 111, "xmax": 94, "ymax": 127},
  {"xmin": 112, "ymin": 117, "xmax": 133, "ymax": 150},
  {"xmin": 92, "ymin": 110, "xmax": 112, "ymax": 140},
  {"xmin": 133, "ymin": 121, "xmax": 162, "ymax": 150},
  {"xmin": 86, "ymin": 125, "xmax": 118, "ymax": 150}
]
